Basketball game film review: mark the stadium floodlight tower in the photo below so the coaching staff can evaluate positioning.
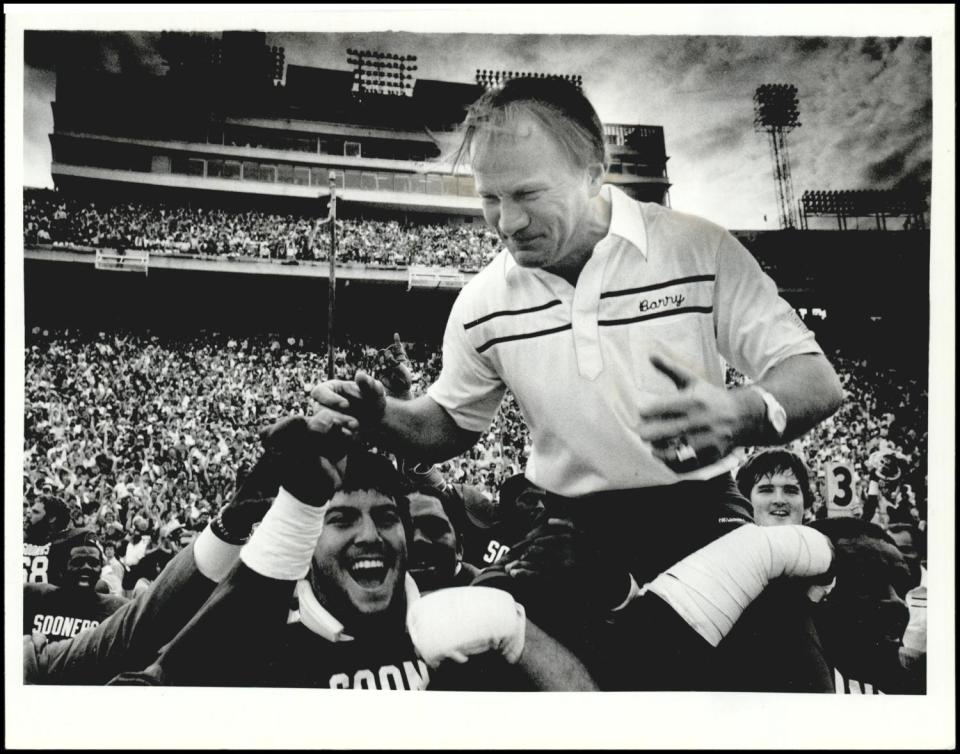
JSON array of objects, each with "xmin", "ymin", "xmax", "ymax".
[
  {"xmin": 754, "ymin": 84, "xmax": 801, "ymax": 230},
  {"xmin": 475, "ymin": 69, "xmax": 583, "ymax": 91},
  {"xmin": 346, "ymin": 49, "xmax": 417, "ymax": 98}
]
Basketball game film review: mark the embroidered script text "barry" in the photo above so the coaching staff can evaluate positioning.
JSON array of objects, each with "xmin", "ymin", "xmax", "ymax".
[{"xmin": 638, "ymin": 293, "xmax": 685, "ymax": 312}]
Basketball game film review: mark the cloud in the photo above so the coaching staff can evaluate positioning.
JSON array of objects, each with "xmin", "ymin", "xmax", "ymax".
[{"xmin": 19, "ymin": 30, "xmax": 933, "ymax": 229}]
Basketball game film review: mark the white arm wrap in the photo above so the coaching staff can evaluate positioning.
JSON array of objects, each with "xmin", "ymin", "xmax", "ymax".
[
  {"xmin": 240, "ymin": 487, "xmax": 327, "ymax": 581},
  {"xmin": 645, "ymin": 524, "xmax": 832, "ymax": 647},
  {"xmin": 193, "ymin": 525, "xmax": 243, "ymax": 582}
]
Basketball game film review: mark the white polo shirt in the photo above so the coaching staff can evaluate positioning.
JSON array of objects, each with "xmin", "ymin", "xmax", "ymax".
[{"xmin": 428, "ymin": 185, "xmax": 823, "ymax": 496}]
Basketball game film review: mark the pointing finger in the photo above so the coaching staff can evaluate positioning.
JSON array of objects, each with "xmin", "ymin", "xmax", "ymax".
[{"xmin": 649, "ymin": 353, "xmax": 697, "ymax": 390}]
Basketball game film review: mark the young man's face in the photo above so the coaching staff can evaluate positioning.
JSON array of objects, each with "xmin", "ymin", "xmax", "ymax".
[
  {"xmin": 471, "ymin": 113, "xmax": 602, "ymax": 275},
  {"xmin": 312, "ymin": 489, "xmax": 407, "ymax": 621},
  {"xmin": 407, "ymin": 493, "xmax": 459, "ymax": 592},
  {"xmin": 65, "ymin": 545, "xmax": 103, "ymax": 590},
  {"xmin": 749, "ymin": 469, "xmax": 805, "ymax": 526}
]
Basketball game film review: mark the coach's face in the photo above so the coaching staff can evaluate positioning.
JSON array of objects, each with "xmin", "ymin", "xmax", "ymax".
[
  {"xmin": 471, "ymin": 113, "xmax": 604, "ymax": 275},
  {"xmin": 312, "ymin": 489, "xmax": 407, "ymax": 621}
]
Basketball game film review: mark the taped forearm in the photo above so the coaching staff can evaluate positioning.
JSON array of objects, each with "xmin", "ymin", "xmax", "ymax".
[
  {"xmin": 193, "ymin": 525, "xmax": 243, "ymax": 582},
  {"xmin": 645, "ymin": 524, "xmax": 832, "ymax": 646},
  {"xmin": 240, "ymin": 487, "xmax": 326, "ymax": 581}
]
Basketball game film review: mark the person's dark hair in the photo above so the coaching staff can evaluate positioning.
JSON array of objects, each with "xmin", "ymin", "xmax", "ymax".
[
  {"xmin": 736, "ymin": 449, "xmax": 815, "ymax": 510},
  {"xmin": 451, "ymin": 76, "xmax": 608, "ymax": 173},
  {"xmin": 38, "ymin": 495, "xmax": 71, "ymax": 531},
  {"xmin": 409, "ymin": 485, "xmax": 466, "ymax": 551},
  {"xmin": 338, "ymin": 450, "xmax": 411, "ymax": 533},
  {"xmin": 808, "ymin": 516, "xmax": 898, "ymax": 548},
  {"xmin": 69, "ymin": 530, "xmax": 104, "ymax": 560}
]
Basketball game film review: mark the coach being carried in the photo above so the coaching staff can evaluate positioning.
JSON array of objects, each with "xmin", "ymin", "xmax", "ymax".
[{"xmin": 312, "ymin": 76, "xmax": 843, "ymax": 688}]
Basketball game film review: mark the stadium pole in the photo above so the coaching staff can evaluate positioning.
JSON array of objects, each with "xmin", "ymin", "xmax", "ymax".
[{"xmin": 327, "ymin": 173, "xmax": 337, "ymax": 380}]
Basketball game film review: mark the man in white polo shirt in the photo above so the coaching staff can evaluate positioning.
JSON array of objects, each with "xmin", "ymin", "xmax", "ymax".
[{"xmin": 312, "ymin": 77, "xmax": 843, "ymax": 688}]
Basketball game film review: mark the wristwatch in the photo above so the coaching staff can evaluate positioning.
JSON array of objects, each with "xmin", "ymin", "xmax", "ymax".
[{"xmin": 750, "ymin": 385, "xmax": 787, "ymax": 438}]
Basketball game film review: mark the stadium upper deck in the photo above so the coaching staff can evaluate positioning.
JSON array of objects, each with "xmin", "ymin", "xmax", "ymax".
[{"xmin": 48, "ymin": 31, "xmax": 671, "ymax": 222}]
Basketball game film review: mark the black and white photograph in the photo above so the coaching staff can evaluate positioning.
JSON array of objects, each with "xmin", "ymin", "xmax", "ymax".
[{"xmin": 6, "ymin": 4, "xmax": 954, "ymax": 749}]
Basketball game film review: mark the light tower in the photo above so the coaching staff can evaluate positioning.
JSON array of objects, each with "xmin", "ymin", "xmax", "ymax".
[
  {"xmin": 475, "ymin": 70, "xmax": 583, "ymax": 91},
  {"xmin": 346, "ymin": 49, "xmax": 417, "ymax": 98},
  {"xmin": 754, "ymin": 84, "xmax": 801, "ymax": 229}
]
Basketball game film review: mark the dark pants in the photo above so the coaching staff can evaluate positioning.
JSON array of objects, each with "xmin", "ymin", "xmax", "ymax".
[{"xmin": 475, "ymin": 474, "xmax": 833, "ymax": 691}]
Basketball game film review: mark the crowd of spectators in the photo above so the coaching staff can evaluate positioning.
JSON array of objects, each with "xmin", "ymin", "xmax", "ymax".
[
  {"xmin": 23, "ymin": 328, "xmax": 927, "ymax": 564},
  {"xmin": 23, "ymin": 189, "xmax": 501, "ymax": 271},
  {"xmin": 21, "ymin": 329, "xmax": 530, "ymax": 561}
]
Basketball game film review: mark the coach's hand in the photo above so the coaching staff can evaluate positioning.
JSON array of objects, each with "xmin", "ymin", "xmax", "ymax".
[
  {"xmin": 407, "ymin": 586, "xmax": 526, "ymax": 668},
  {"xmin": 258, "ymin": 414, "xmax": 349, "ymax": 507},
  {"xmin": 309, "ymin": 370, "xmax": 388, "ymax": 436},
  {"xmin": 638, "ymin": 354, "xmax": 758, "ymax": 472}
]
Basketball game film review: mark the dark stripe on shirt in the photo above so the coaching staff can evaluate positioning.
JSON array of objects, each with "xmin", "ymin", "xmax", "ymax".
[
  {"xmin": 476, "ymin": 323, "xmax": 572, "ymax": 354},
  {"xmin": 600, "ymin": 274, "xmax": 716, "ymax": 299},
  {"xmin": 598, "ymin": 305, "xmax": 714, "ymax": 327},
  {"xmin": 464, "ymin": 299, "xmax": 563, "ymax": 330}
]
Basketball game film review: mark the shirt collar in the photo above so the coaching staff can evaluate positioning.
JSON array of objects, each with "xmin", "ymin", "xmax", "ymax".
[
  {"xmin": 502, "ymin": 184, "xmax": 648, "ymax": 280},
  {"xmin": 289, "ymin": 573, "xmax": 421, "ymax": 643}
]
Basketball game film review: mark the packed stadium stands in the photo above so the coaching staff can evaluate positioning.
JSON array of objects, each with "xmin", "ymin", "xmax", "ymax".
[
  {"xmin": 23, "ymin": 327, "xmax": 927, "ymax": 556},
  {"xmin": 24, "ymin": 188, "xmax": 501, "ymax": 271}
]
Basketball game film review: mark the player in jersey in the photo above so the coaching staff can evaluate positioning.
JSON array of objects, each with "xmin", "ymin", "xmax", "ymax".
[
  {"xmin": 24, "ymin": 495, "xmax": 93, "ymax": 586},
  {"xmin": 808, "ymin": 518, "xmax": 920, "ymax": 694},
  {"xmin": 737, "ymin": 450, "xmax": 920, "ymax": 693},
  {"xmin": 111, "ymin": 420, "xmax": 596, "ymax": 690},
  {"xmin": 114, "ymin": 411, "xmax": 915, "ymax": 694},
  {"xmin": 24, "ymin": 532, "xmax": 128, "ymax": 641},
  {"xmin": 24, "ymin": 447, "xmax": 280, "ymax": 684},
  {"xmin": 407, "ymin": 487, "xmax": 479, "ymax": 592}
]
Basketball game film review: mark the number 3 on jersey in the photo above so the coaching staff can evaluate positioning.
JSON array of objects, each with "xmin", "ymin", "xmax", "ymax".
[{"xmin": 826, "ymin": 462, "xmax": 858, "ymax": 517}]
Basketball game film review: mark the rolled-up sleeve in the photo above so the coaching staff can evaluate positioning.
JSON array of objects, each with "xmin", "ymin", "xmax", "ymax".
[
  {"xmin": 713, "ymin": 232, "xmax": 823, "ymax": 380},
  {"xmin": 427, "ymin": 293, "xmax": 506, "ymax": 433}
]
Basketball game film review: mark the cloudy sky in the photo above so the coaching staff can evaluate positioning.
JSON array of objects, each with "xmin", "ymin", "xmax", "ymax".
[{"xmin": 19, "ymin": 9, "xmax": 934, "ymax": 230}]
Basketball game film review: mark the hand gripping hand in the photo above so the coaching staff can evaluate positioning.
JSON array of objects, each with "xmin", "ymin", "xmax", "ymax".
[
  {"xmin": 258, "ymin": 414, "xmax": 349, "ymax": 507},
  {"xmin": 309, "ymin": 371, "xmax": 388, "ymax": 438},
  {"xmin": 407, "ymin": 587, "xmax": 527, "ymax": 668}
]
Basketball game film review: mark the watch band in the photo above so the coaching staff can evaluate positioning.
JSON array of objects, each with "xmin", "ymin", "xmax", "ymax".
[{"xmin": 750, "ymin": 384, "xmax": 788, "ymax": 438}]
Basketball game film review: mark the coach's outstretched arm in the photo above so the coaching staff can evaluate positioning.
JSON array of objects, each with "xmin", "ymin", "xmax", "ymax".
[
  {"xmin": 311, "ymin": 373, "xmax": 481, "ymax": 463},
  {"xmin": 638, "ymin": 352, "xmax": 843, "ymax": 472}
]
